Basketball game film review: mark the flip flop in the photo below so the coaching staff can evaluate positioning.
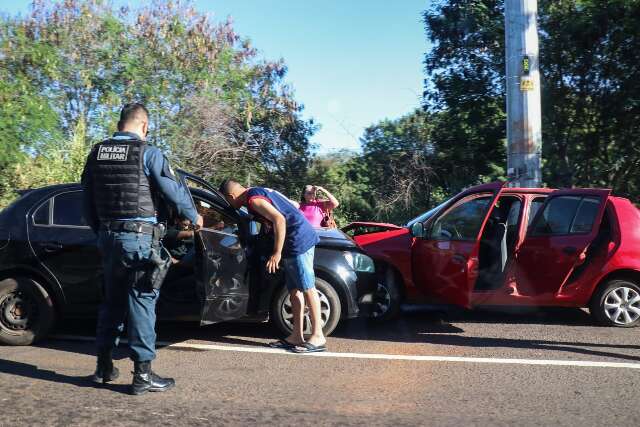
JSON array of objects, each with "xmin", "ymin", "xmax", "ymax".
[
  {"xmin": 268, "ymin": 339, "xmax": 297, "ymax": 349},
  {"xmin": 291, "ymin": 342, "xmax": 327, "ymax": 354}
]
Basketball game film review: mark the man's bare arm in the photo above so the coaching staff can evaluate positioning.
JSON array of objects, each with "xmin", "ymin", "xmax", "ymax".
[
  {"xmin": 176, "ymin": 230, "xmax": 194, "ymax": 240},
  {"xmin": 250, "ymin": 198, "xmax": 286, "ymax": 273}
]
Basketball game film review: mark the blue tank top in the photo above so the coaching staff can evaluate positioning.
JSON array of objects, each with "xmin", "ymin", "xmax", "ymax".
[{"xmin": 247, "ymin": 187, "xmax": 319, "ymax": 257}]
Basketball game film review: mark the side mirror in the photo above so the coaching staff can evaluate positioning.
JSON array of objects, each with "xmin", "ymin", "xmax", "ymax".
[{"xmin": 410, "ymin": 222, "xmax": 425, "ymax": 238}]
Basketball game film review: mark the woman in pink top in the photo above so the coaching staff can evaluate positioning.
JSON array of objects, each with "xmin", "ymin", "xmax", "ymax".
[{"xmin": 299, "ymin": 185, "xmax": 339, "ymax": 227}]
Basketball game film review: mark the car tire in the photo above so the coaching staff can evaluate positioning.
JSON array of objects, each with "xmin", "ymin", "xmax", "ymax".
[
  {"xmin": 270, "ymin": 278, "xmax": 342, "ymax": 337},
  {"xmin": 370, "ymin": 267, "xmax": 402, "ymax": 322},
  {"xmin": 0, "ymin": 277, "xmax": 55, "ymax": 345},
  {"xmin": 590, "ymin": 279, "xmax": 640, "ymax": 328}
]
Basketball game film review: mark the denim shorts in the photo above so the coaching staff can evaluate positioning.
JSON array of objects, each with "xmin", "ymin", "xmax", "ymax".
[{"xmin": 282, "ymin": 246, "xmax": 316, "ymax": 291}]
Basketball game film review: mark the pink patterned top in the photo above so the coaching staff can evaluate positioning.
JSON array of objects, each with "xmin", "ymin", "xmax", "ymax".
[{"xmin": 299, "ymin": 200, "xmax": 327, "ymax": 227}]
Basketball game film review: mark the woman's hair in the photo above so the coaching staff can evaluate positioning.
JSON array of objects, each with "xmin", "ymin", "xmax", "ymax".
[{"xmin": 300, "ymin": 185, "xmax": 314, "ymax": 204}]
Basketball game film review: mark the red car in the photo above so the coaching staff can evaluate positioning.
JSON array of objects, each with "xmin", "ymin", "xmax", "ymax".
[
  {"xmin": 341, "ymin": 221, "xmax": 403, "ymax": 238},
  {"xmin": 352, "ymin": 182, "xmax": 640, "ymax": 327}
]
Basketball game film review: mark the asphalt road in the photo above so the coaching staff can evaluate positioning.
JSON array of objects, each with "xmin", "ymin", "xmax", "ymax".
[{"xmin": 1, "ymin": 306, "xmax": 639, "ymax": 426}]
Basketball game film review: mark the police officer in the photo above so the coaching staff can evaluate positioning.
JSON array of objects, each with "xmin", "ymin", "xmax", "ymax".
[{"xmin": 81, "ymin": 103, "xmax": 203, "ymax": 395}]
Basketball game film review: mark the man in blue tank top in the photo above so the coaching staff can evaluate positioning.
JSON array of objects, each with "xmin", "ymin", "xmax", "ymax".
[{"xmin": 219, "ymin": 179, "xmax": 326, "ymax": 353}]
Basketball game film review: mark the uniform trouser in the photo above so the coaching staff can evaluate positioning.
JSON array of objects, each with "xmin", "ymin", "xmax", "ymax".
[{"xmin": 95, "ymin": 229, "xmax": 159, "ymax": 362}]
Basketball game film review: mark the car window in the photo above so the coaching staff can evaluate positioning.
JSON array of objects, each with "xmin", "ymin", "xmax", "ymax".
[
  {"xmin": 195, "ymin": 198, "xmax": 239, "ymax": 235},
  {"xmin": 429, "ymin": 195, "xmax": 492, "ymax": 241},
  {"xmin": 527, "ymin": 197, "xmax": 546, "ymax": 227},
  {"xmin": 406, "ymin": 199, "xmax": 449, "ymax": 228},
  {"xmin": 33, "ymin": 200, "xmax": 50, "ymax": 225},
  {"xmin": 530, "ymin": 196, "xmax": 601, "ymax": 236},
  {"xmin": 53, "ymin": 192, "xmax": 88, "ymax": 227},
  {"xmin": 571, "ymin": 197, "xmax": 601, "ymax": 233},
  {"xmin": 182, "ymin": 174, "xmax": 231, "ymax": 209},
  {"xmin": 506, "ymin": 200, "xmax": 522, "ymax": 227}
]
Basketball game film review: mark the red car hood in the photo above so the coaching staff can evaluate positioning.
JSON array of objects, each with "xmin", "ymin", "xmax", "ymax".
[
  {"xmin": 353, "ymin": 227, "xmax": 415, "ymax": 290},
  {"xmin": 345, "ymin": 221, "xmax": 403, "ymax": 231},
  {"xmin": 352, "ymin": 227, "xmax": 409, "ymax": 246}
]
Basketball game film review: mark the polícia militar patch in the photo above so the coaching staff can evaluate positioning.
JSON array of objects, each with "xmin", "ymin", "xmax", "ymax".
[{"xmin": 97, "ymin": 145, "xmax": 130, "ymax": 161}]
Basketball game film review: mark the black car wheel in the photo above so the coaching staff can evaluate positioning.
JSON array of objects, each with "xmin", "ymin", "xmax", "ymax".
[
  {"xmin": 0, "ymin": 277, "xmax": 55, "ymax": 345},
  {"xmin": 370, "ymin": 267, "xmax": 402, "ymax": 321},
  {"xmin": 271, "ymin": 278, "xmax": 341, "ymax": 337},
  {"xmin": 590, "ymin": 279, "xmax": 640, "ymax": 327}
]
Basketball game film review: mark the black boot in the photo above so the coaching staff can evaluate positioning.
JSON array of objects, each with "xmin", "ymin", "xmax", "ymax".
[
  {"xmin": 130, "ymin": 361, "xmax": 175, "ymax": 395},
  {"xmin": 91, "ymin": 348, "xmax": 120, "ymax": 384}
]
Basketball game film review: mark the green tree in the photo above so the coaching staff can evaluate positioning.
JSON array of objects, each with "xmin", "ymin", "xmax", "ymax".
[
  {"xmin": 0, "ymin": 119, "xmax": 89, "ymax": 207},
  {"xmin": 0, "ymin": 0, "xmax": 315, "ymax": 207},
  {"xmin": 306, "ymin": 151, "xmax": 374, "ymax": 226},
  {"xmin": 539, "ymin": 0, "xmax": 640, "ymax": 197},
  {"xmin": 358, "ymin": 110, "xmax": 439, "ymax": 223},
  {"xmin": 422, "ymin": 0, "xmax": 640, "ymax": 201},
  {"xmin": 423, "ymin": 0, "xmax": 507, "ymax": 192}
]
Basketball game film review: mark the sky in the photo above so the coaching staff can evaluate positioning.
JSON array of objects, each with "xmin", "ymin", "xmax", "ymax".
[{"xmin": 1, "ymin": 0, "xmax": 431, "ymax": 153}]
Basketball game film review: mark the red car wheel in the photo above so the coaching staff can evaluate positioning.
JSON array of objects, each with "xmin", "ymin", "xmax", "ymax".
[{"xmin": 590, "ymin": 279, "xmax": 640, "ymax": 327}]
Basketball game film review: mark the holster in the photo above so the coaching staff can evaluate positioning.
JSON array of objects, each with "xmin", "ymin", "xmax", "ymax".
[
  {"xmin": 133, "ymin": 223, "xmax": 171, "ymax": 292},
  {"xmin": 147, "ymin": 245, "xmax": 172, "ymax": 290}
]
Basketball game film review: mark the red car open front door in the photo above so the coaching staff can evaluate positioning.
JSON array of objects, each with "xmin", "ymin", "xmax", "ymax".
[
  {"xmin": 514, "ymin": 188, "xmax": 611, "ymax": 297},
  {"xmin": 411, "ymin": 182, "xmax": 505, "ymax": 307}
]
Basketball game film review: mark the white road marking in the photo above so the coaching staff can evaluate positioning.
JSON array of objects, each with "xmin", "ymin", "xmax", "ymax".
[{"xmin": 50, "ymin": 334, "xmax": 640, "ymax": 370}]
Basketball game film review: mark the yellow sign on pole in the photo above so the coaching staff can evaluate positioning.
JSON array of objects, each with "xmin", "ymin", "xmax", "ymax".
[{"xmin": 520, "ymin": 77, "xmax": 534, "ymax": 91}]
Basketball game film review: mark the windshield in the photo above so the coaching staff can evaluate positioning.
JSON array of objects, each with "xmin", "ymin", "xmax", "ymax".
[{"xmin": 405, "ymin": 199, "xmax": 450, "ymax": 228}]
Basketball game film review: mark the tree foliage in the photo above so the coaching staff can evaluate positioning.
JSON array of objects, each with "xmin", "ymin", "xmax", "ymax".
[
  {"xmin": 540, "ymin": 0, "xmax": 640, "ymax": 195},
  {"xmin": 2, "ymin": 0, "xmax": 638, "ymax": 223},
  {"xmin": 0, "ymin": 0, "xmax": 314, "ymax": 207},
  {"xmin": 310, "ymin": 0, "xmax": 639, "ymax": 226},
  {"xmin": 421, "ymin": 0, "xmax": 640, "ymax": 200}
]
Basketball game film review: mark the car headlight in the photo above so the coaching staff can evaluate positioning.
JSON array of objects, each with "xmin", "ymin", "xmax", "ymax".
[{"xmin": 344, "ymin": 251, "xmax": 375, "ymax": 273}]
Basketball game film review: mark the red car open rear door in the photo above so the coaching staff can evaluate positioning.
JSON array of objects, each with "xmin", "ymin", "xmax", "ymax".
[
  {"xmin": 411, "ymin": 182, "xmax": 506, "ymax": 308},
  {"xmin": 514, "ymin": 188, "xmax": 611, "ymax": 297}
]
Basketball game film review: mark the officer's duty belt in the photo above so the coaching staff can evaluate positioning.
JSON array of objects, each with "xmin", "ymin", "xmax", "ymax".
[{"xmin": 102, "ymin": 220, "xmax": 164, "ymax": 238}]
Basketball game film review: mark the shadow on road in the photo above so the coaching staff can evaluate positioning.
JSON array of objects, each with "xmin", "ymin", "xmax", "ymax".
[
  {"xmin": 332, "ymin": 307, "xmax": 640, "ymax": 362},
  {"xmin": 433, "ymin": 305, "xmax": 596, "ymax": 327},
  {"xmin": 407, "ymin": 333, "xmax": 640, "ymax": 362},
  {"xmin": 35, "ymin": 305, "xmax": 640, "ymax": 363},
  {"xmin": 0, "ymin": 358, "xmax": 130, "ymax": 394},
  {"xmin": 37, "ymin": 319, "xmax": 279, "ymax": 359}
]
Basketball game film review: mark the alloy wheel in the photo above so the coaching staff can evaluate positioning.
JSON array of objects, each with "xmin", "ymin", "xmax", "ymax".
[
  {"xmin": 281, "ymin": 290, "xmax": 331, "ymax": 335},
  {"xmin": 603, "ymin": 286, "xmax": 640, "ymax": 325},
  {"xmin": 217, "ymin": 296, "xmax": 245, "ymax": 316}
]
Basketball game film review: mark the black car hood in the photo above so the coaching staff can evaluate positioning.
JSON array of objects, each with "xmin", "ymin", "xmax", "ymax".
[{"xmin": 316, "ymin": 228, "xmax": 358, "ymax": 250}]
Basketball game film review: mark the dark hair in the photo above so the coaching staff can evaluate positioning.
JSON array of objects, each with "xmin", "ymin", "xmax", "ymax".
[
  {"xmin": 300, "ymin": 185, "xmax": 314, "ymax": 204},
  {"xmin": 218, "ymin": 178, "xmax": 232, "ymax": 195},
  {"xmin": 117, "ymin": 103, "xmax": 149, "ymax": 131}
]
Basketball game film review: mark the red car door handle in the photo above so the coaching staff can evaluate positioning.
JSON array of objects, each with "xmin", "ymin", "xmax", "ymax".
[{"xmin": 562, "ymin": 246, "xmax": 578, "ymax": 255}]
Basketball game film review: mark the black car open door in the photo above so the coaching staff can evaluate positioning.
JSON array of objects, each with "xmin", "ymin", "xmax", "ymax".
[
  {"xmin": 176, "ymin": 169, "xmax": 232, "ymax": 211},
  {"xmin": 195, "ymin": 227, "xmax": 250, "ymax": 325}
]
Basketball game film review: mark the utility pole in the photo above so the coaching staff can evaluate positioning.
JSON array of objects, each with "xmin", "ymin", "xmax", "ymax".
[{"xmin": 505, "ymin": 0, "xmax": 542, "ymax": 187}]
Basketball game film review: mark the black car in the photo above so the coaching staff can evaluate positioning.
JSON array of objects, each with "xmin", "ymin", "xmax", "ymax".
[{"xmin": 0, "ymin": 172, "xmax": 380, "ymax": 345}]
